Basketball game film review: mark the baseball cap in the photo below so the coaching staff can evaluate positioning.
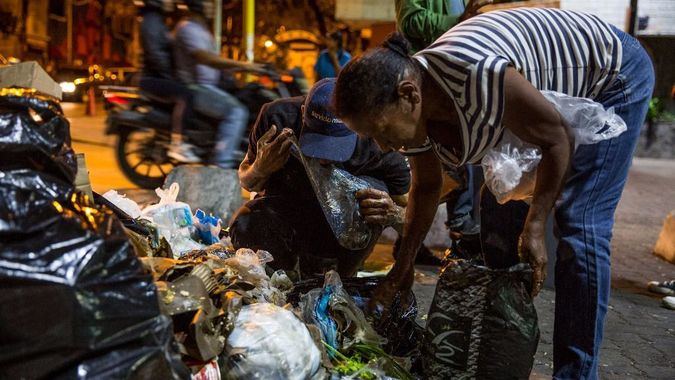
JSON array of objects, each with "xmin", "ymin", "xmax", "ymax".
[{"xmin": 299, "ymin": 78, "xmax": 357, "ymax": 162}]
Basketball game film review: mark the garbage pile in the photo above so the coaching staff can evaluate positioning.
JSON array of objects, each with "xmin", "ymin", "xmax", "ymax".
[{"xmin": 103, "ymin": 182, "xmax": 422, "ymax": 379}]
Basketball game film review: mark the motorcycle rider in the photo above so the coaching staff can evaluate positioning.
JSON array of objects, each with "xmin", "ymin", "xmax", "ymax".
[
  {"xmin": 174, "ymin": 0, "xmax": 263, "ymax": 168},
  {"xmin": 139, "ymin": 0, "xmax": 199, "ymax": 163}
]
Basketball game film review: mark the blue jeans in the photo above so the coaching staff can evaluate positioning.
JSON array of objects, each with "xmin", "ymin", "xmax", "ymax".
[
  {"xmin": 191, "ymin": 84, "xmax": 248, "ymax": 168},
  {"xmin": 481, "ymin": 28, "xmax": 654, "ymax": 379}
]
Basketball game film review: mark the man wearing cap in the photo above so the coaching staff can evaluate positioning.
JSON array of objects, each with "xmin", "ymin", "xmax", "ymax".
[{"xmin": 230, "ymin": 79, "xmax": 410, "ymax": 278}]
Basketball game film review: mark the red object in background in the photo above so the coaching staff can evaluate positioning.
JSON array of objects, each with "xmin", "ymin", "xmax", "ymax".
[{"xmin": 86, "ymin": 87, "xmax": 96, "ymax": 116}]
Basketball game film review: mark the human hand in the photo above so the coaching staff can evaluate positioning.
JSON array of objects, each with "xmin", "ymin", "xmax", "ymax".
[
  {"xmin": 253, "ymin": 125, "xmax": 293, "ymax": 176},
  {"xmin": 367, "ymin": 266, "xmax": 414, "ymax": 318},
  {"xmin": 356, "ymin": 188, "xmax": 403, "ymax": 226},
  {"xmin": 460, "ymin": 0, "xmax": 493, "ymax": 21},
  {"xmin": 518, "ymin": 223, "xmax": 548, "ymax": 297}
]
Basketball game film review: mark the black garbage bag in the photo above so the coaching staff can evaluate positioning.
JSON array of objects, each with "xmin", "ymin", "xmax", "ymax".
[
  {"xmin": 0, "ymin": 92, "xmax": 77, "ymax": 182},
  {"xmin": 0, "ymin": 169, "xmax": 189, "ymax": 379},
  {"xmin": 288, "ymin": 276, "xmax": 424, "ymax": 358},
  {"xmin": 423, "ymin": 260, "xmax": 539, "ymax": 379}
]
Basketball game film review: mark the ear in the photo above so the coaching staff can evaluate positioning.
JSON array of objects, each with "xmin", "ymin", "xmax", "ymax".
[{"xmin": 397, "ymin": 80, "xmax": 421, "ymax": 106}]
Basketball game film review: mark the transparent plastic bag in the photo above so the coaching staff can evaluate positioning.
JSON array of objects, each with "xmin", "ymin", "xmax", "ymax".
[
  {"xmin": 482, "ymin": 91, "xmax": 628, "ymax": 204},
  {"xmin": 290, "ymin": 138, "xmax": 380, "ymax": 250},
  {"xmin": 541, "ymin": 90, "xmax": 627, "ymax": 145},
  {"xmin": 224, "ymin": 303, "xmax": 322, "ymax": 380},
  {"xmin": 481, "ymin": 130, "xmax": 541, "ymax": 204}
]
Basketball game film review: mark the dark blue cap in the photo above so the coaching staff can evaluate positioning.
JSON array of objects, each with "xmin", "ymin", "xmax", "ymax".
[{"xmin": 300, "ymin": 78, "xmax": 357, "ymax": 162}]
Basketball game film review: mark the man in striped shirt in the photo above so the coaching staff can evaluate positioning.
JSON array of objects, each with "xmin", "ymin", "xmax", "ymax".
[{"xmin": 334, "ymin": 8, "xmax": 654, "ymax": 379}]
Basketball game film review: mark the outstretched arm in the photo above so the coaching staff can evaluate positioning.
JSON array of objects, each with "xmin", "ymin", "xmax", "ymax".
[{"xmin": 501, "ymin": 67, "xmax": 574, "ymax": 296}]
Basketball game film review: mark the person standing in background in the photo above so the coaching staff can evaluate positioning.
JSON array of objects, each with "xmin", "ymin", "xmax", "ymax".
[{"xmin": 314, "ymin": 31, "xmax": 351, "ymax": 80}]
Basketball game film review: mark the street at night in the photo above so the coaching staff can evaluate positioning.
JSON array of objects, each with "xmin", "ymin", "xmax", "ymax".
[{"xmin": 2, "ymin": 0, "xmax": 675, "ymax": 379}]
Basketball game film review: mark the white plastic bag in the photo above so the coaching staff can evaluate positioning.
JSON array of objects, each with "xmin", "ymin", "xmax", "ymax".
[
  {"xmin": 141, "ymin": 183, "xmax": 203, "ymax": 257},
  {"xmin": 482, "ymin": 91, "xmax": 627, "ymax": 204},
  {"xmin": 225, "ymin": 303, "xmax": 322, "ymax": 380},
  {"xmin": 102, "ymin": 190, "xmax": 142, "ymax": 218}
]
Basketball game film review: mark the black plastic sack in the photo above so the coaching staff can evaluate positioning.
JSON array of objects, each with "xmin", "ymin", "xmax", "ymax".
[
  {"xmin": 0, "ymin": 169, "xmax": 189, "ymax": 379},
  {"xmin": 423, "ymin": 260, "xmax": 539, "ymax": 379},
  {"xmin": 288, "ymin": 276, "xmax": 423, "ymax": 358},
  {"xmin": 0, "ymin": 92, "xmax": 77, "ymax": 182},
  {"xmin": 290, "ymin": 138, "xmax": 381, "ymax": 250}
]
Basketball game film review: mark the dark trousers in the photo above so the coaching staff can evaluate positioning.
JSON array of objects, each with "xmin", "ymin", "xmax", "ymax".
[{"xmin": 229, "ymin": 196, "xmax": 377, "ymax": 279}]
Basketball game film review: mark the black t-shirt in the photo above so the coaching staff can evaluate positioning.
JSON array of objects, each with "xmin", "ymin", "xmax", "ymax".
[{"xmin": 246, "ymin": 97, "xmax": 411, "ymax": 204}]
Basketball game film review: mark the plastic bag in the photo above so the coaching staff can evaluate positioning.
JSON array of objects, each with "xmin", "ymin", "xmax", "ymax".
[
  {"xmin": 194, "ymin": 209, "xmax": 222, "ymax": 245},
  {"xmin": 541, "ymin": 90, "xmax": 627, "ymax": 144},
  {"xmin": 103, "ymin": 189, "xmax": 142, "ymax": 218},
  {"xmin": 481, "ymin": 130, "xmax": 541, "ymax": 204},
  {"xmin": 290, "ymin": 138, "xmax": 381, "ymax": 250},
  {"xmin": 482, "ymin": 91, "xmax": 628, "ymax": 204},
  {"xmin": 0, "ymin": 170, "xmax": 188, "ymax": 379},
  {"xmin": 423, "ymin": 260, "xmax": 539, "ymax": 379},
  {"xmin": 0, "ymin": 91, "xmax": 77, "ymax": 182},
  {"xmin": 224, "ymin": 303, "xmax": 322, "ymax": 380},
  {"xmin": 142, "ymin": 183, "xmax": 204, "ymax": 257}
]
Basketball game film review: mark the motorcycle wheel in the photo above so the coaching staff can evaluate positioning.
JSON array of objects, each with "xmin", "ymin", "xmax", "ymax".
[{"xmin": 116, "ymin": 128, "xmax": 175, "ymax": 189}]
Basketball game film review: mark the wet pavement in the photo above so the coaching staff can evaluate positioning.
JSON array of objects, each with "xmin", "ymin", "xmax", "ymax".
[{"xmin": 65, "ymin": 102, "xmax": 675, "ymax": 379}]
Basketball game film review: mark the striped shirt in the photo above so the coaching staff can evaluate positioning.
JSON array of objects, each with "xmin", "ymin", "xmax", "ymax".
[{"xmin": 404, "ymin": 8, "xmax": 623, "ymax": 166}]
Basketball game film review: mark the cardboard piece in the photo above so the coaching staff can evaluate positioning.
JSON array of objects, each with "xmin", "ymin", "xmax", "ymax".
[
  {"xmin": 654, "ymin": 211, "xmax": 675, "ymax": 264},
  {"xmin": 0, "ymin": 61, "xmax": 62, "ymax": 99}
]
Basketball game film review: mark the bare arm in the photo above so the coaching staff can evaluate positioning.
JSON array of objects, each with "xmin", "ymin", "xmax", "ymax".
[
  {"xmin": 369, "ymin": 150, "xmax": 443, "ymax": 313},
  {"xmin": 501, "ymin": 67, "xmax": 574, "ymax": 295},
  {"xmin": 193, "ymin": 50, "xmax": 263, "ymax": 71}
]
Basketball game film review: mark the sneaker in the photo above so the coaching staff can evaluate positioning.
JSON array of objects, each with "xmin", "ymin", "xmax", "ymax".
[
  {"xmin": 168, "ymin": 143, "xmax": 201, "ymax": 163},
  {"xmin": 647, "ymin": 280, "xmax": 675, "ymax": 296},
  {"xmin": 662, "ymin": 296, "xmax": 675, "ymax": 310}
]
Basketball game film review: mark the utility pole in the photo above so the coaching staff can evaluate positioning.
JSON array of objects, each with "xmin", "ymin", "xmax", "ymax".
[
  {"xmin": 628, "ymin": 0, "xmax": 639, "ymax": 35},
  {"xmin": 213, "ymin": 0, "xmax": 222, "ymax": 52},
  {"xmin": 243, "ymin": 0, "xmax": 254, "ymax": 62}
]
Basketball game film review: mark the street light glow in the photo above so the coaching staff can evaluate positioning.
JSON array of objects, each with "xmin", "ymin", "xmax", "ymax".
[
  {"xmin": 264, "ymin": 39, "xmax": 274, "ymax": 48},
  {"xmin": 59, "ymin": 82, "xmax": 76, "ymax": 93}
]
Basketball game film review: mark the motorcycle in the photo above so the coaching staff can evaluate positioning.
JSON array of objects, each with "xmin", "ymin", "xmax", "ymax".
[{"xmin": 103, "ymin": 67, "xmax": 307, "ymax": 189}]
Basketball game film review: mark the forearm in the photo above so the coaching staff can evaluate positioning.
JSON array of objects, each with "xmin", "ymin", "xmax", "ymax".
[
  {"xmin": 238, "ymin": 159, "xmax": 270, "ymax": 192},
  {"xmin": 194, "ymin": 50, "xmax": 251, "ymax": 70},
  {"xmin": 526, "ymin": 138, "xmax": 571, "ymax": 232},
  {"xmin": 393, "ymin": 155, "xmax": 443, "ymax": 274}
]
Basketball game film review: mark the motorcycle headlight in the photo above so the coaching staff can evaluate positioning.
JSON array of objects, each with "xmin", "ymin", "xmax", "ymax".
[{"xmin": 59, "ymin": 81, "xmax": 77, "ymax": 93}]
